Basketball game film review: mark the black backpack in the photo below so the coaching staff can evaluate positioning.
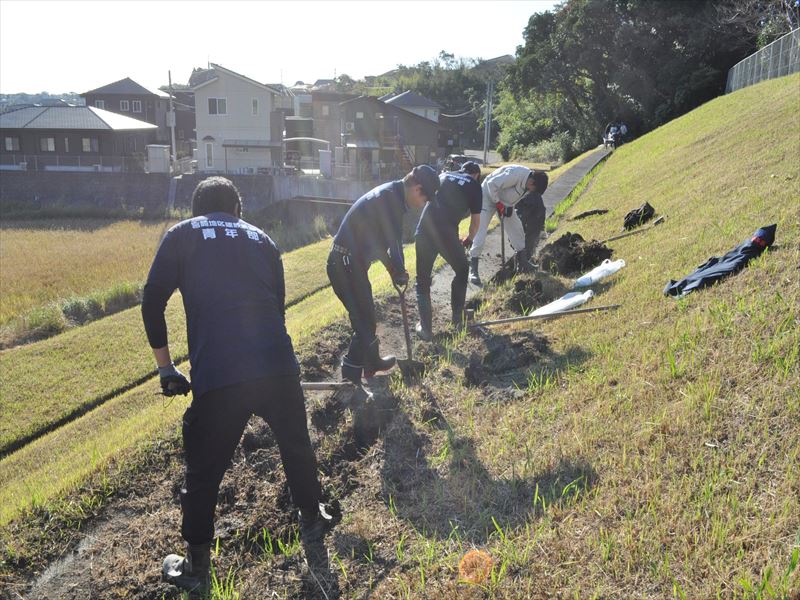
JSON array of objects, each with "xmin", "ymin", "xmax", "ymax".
[{"xmin": 623, "ymin": 202, "xmax": 655, "ymax": 230}]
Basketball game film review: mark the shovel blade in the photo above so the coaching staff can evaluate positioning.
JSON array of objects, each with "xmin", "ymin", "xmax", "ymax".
[{"xmin": 397, "ymin": 359, "xmax": 426, "ymax": 382}]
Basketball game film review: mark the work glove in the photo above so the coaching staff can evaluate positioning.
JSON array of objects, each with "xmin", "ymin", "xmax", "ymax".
[
  {"xmin": 158, "ymin": 363, "xmax": 191, "ymax": 397},
  {"xmin": 390, "ymin": 268, "xmax": 409, "ymax": 287},
  {"xmin": 460, "ymin": 236, "xmax": 473, "ymax": 249},
  {"xmin": 495, "ymin": 202, "xmax": 513, "ymax": 218}
]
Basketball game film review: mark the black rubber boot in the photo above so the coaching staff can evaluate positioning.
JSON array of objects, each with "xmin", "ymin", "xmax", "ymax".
[
  {"xmin": 415, "ymin": 292, "xmax": 433, "ymax": 341},
  {"xmin": 469, "ymin": 257, "xmax": 482, "ymax": 286},
  {"xmin": 162, "ymin": 542, "xmax": 211, "ymax": 594},
  {"xmin": 341, "ymin": 358, "xmax": 363, "ymax": 384},
  {"xmin": 299, "ymin": 502, "xmax": 335, "ymax": 544},
  {"xmin": 514, "ymin": 250, "xmax": 535, "ymax": 274},
  {"xmin": 363, "ymin": 338, "xmax": 395, "ymax": 376}
]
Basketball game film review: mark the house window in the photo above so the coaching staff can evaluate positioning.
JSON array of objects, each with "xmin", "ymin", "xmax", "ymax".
[
  {"xmin": 132, "ymin": 100, "xmax": 142, "ymax": 113},
  {"xmin": 355, "ymin": 111, "xmax": 364, "ymax": 119},
  {"xmin": 252, "ymin": 99, "xmax": 258, "ymax": 115},
  {"xmin": 82, "ymin": 137, "xmax": 99, "ymax": 152},
  {"xmin": 95, "ymin": 100, "xmax": 105, "ymax": 109},
  {"xmin": 64, "ymin": 137, "xmax": 69, "ymax": 153},
  {"xmin": 120, "ymin": 100, "xmax": 130, "ymax": 111},
  {"xmin": 208, "ymin": 98, "xmax": 227, "ymax": 115},
  {"xmin": 4, "ymin": 136, "xmax": 20, "ymax": 151},
  {"xmin": 321, "ymin": 104, "xmax": 329, "ymax": 117},
  {"xmin": 205, "ymin": 142, "xmax": 213, "ymax": 168},
  {"xmin": 40, "ymin": 137, "xmax": 56, "ymax": 152}
]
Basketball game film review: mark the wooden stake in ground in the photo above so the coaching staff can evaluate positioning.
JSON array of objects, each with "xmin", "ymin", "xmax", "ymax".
[{"xmin": 602, "ymin": 215, "xmax": 666, "ymax": 243}]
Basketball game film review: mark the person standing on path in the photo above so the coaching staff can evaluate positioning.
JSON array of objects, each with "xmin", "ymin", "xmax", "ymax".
[
  {"xmin": 515, "ymin": 171, "xmax": 549, "ymax": 261},
  {"xmin": 468, "ymin": 165, "xmax": 549, "ymax": 285},
  {"xmin": 141, "ymin": 177, "xmax": 330, "ymax": 595},
  {"xmin": 327, "ymin": 165, "xmax": 439, "ymax": 384},
  {"xmin": 413, "ymin": 161, "xmax": 482, "ymax": 340}
]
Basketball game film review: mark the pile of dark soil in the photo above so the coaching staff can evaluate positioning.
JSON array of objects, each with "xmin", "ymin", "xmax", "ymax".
[
  {"xmin": 464, "ymin": 333, "xmax": 549, "ymax": 388},
  {"xmin": 506, "ymin": 278, "xmax": 545, "ymax": 314},
  {"xmin": 539, "ymin": 232, "xmax": 613, "ymax": 275}
]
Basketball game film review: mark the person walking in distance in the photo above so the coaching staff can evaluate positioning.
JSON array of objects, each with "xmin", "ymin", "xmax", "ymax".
[
  {"xmin": 468, "ymin": 165, "xmax": 549, "ymax": 285},
  {"xmin": 327, "ymin": 165, "xmax": 439, "ymax": 384},
  {"xmin": 414, "ymin": 161, "xmax": 482, "ymax": 339},
  {"xmin": 141, "ymin": 177, "xmax": 330, "ymax": 594}
]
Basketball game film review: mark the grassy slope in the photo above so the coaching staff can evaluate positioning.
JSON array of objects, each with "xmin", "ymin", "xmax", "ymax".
[
  {"xmin": 0, "ymin": 235, "xmax": 333, "ymax": 454},
  {"xmin": 362, "ymin": 75, "xmax": 799, "ymax": 598}
]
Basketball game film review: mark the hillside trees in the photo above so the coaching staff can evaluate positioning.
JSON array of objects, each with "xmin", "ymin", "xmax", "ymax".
[{"xmin": 496, "ymin": 0, "xmax": 760, "ymax": 161}]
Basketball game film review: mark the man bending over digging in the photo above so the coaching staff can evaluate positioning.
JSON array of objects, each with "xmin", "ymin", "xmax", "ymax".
[{"xmin": 141, "ymin": 176, "xmax": 330, "ymax": 594}]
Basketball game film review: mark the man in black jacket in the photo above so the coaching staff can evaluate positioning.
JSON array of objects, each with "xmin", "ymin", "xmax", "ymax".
[
  {"xmin": 141, "ymin": 177, "xmax": 328, "ymax": 594},
  {"xmin": 328, "ymin": 165, "xmax": 439, "ymax": 384},
  {"xmin": 414, "ymin": 161, "xmax": 482, "ymax": 339},
  {"xmin": 515, "ymin": 171, "xmax": 549, "ymax": 262}
]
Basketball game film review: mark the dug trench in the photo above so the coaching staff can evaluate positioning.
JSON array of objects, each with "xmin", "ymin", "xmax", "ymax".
[{"xmin": 2, "ymin": 227, "xmax": 593, "ymax": 600}]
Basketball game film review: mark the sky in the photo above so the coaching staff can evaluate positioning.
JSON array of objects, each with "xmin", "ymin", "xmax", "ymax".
[{"xmin": 0, "ymin": 0, "xmax": 559, "ymax": 94}]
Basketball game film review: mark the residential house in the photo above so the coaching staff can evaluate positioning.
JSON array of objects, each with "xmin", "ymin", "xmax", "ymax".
[
  {"xmin": 383, "ymin": 90, "xmax": 442, "ymax": 123},
  {"xmin": 81, "ymin": 78, "xmax": 169, "ymax": 142},
  {"xmin": 193, "ymin": 63, "xmax": 292, "ymax": 174},
  {"xmin": 311, "ymin": 91, "xmax": 357, "ymax": 153},
  {"xmin": 339, "ymin": 95, "xmax": 442, "ymax": 179},
  {"xmin": 0, "ymin": 105, "xmax": 157, "ymax": 172}
]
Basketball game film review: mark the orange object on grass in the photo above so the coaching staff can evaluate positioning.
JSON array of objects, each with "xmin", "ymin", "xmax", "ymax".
[{"xmin": 458, "ymin": 549, "xmax": 493, "ymax": 584}]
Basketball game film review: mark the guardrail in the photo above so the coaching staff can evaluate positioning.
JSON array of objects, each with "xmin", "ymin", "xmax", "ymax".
[
  {"xmin": 726, "ymin": 27, "xmax": 800, "ymax": 93},
  {"xmin": 0, "ymin": 154, "xmax": 145, "ymax": 173}
]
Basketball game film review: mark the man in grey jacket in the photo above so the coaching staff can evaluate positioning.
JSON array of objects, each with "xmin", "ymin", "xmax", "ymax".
[{"xmin": 468, "ymin": 165, "xmax": 548, "ymax": 285}]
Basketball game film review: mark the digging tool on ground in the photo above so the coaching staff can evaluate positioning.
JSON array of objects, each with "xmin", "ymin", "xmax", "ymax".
[
  {"xmin": 393, "ymin": 282, "xmax": 426, "ymax": 380},
  {"xmin": 466, "ymin": 303, "xmax": 622, "ymax": 329},
  {"xmin": 602, "ymin": 215, "xmax": 665, "ymax": 244}
]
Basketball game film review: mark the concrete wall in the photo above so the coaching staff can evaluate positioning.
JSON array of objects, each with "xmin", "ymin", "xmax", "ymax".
[{"xmin": 0, "ymin": 171, "xmax": 375, "ymax": 217}]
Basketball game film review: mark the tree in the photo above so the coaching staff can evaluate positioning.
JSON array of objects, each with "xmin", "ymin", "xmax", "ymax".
[{"xmin": 497, "ymin": 0, "xmax": 759, "ymax": 162}]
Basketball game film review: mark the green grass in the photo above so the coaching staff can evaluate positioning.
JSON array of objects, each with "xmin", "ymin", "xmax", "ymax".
[
  {"xmin": 353, "ymin": 74, "xmax": 799, "ymax": 598},
  {"xmin": 0, "ymin": 234, "xmax": 334, "ymax": 456},
  {"xmin": 0, "ymin": 219, "xmax": 170, "ymax": 326}
]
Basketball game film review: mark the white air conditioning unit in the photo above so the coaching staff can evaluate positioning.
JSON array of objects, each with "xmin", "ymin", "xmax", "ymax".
[{"xmin": 345, "ymin": 122, "xmax": 355, "ymax": 132}]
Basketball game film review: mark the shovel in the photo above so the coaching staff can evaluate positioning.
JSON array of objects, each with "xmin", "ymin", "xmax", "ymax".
[{"xmin": 393, "ymin": 282, "xmax": 426, "ymax": 380}]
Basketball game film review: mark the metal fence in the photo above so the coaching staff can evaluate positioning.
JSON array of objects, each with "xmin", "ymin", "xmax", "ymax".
[
  {"xmin": 0, "ymin": 153, "xmax": 145, "ymax": 173},
  {"xmin": 726, "ymin": 27, "xmax": 800, "ymax": 93}
]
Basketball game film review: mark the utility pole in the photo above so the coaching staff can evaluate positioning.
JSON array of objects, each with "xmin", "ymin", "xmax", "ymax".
[
  {"xmin": 167, "ymin": 70, "xmax": 177, "ymax": 173},
  {"xmin": 483, "ymin": 80, "xmax": 494, "ymax": 164}
]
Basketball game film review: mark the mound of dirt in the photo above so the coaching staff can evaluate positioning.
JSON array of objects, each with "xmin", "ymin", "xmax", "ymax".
[
  {"xmin": 539, "ymin": 232, "xmax": 612, "ymax": 275},
  {"xmin": 464, "ymin": 333, "xmax": 549, "ymax": 388},
  {"xmin": 506, "ymin": 278, "xmax": 545, "ymax": 314}
]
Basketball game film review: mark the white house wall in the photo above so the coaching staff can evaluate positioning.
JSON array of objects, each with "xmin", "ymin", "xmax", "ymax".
[{"xmin": 195, "ymin": 71, "xmax": 276, "ymax": 173}]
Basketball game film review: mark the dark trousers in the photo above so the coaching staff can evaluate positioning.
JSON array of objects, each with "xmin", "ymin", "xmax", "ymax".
[
  {"xmin": 415, "ymin": 221, "xmax": 469, "ymax": 316},
  {"xmin": 517, "ymin": 196, "xmax": 546, "ymax": 260},
  {"xmin": 180, "ymin": 374, "xmax": 321, "ymax": 545},
  {"xmin": 327, "ymin": 250, "xmax": 376, "ymax": 367}
]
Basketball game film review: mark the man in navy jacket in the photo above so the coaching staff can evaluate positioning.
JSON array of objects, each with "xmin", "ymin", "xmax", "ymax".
[
  {"xmin": 141, "ymin": 177, "xmax": 328, "ymax": 593},
  {"xmin": 328, "ymin": 165, "xmax": 439, "ymax": 383}
]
